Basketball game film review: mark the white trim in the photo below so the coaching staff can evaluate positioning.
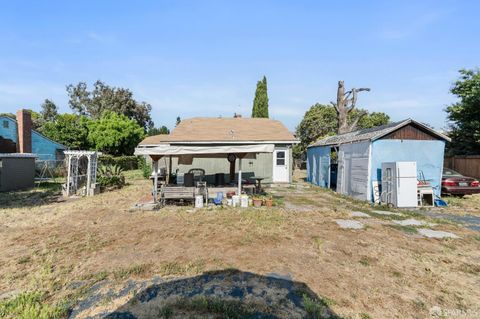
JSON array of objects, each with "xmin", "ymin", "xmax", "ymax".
[
  {"xmin": 0, "ymin": 153, "xmax": 36, "ymax": 158},
  {"xmin": 366, "ymin": 142, "xmax": 373, "ymax": 202},
  {"xmin": 134, "ymin": 144, "xmax": 275, "ymax": 156},
  {"xmin": 139, "ymin": 140, "xmax": 298, "ymax": 146}
]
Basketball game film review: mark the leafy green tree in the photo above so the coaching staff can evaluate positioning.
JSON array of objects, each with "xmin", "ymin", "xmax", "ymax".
[
  {"xmin": 252, "ymin": 76, "xmax": 269, "ymax": 118},
  {"xmin": 445, "ymin": 69, "xmax": 480, "ymax": 155},
  {"xmin": 147, "ymin": 125, "xmax": 170, "ymax": 136},
  {"xmin": 30, "ymin": 111, "xmax": 44, "ymax": 131},
  {"xmin": 294, "ymin": 104, "xmax": 390, "ymax": 158},
  {"xmin": 87, "ymin": 111, "xmax": 145, "ymax": 156},
  {"xmin": 357, "ymin": 111, "xmax": 390, "ymax": 129},
  {"xmin": 41, "ymin": 114, "xmax": 91, "ymax": 149},
  {"xmin": 66, "ymin": 80, "xmax": 153, "ymax": 130},
  {"xmin": 40, "ymin": 99, "xmax": 58, "ymax": 122}
]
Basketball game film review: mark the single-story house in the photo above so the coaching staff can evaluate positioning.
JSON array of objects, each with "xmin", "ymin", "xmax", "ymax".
[
  {"xmin": 136, "ymin": 117, "xmax": 299, "ymax": 184},
  {"xmin": 306, "ymin": 119, "xmax": 451, "ymax": 201},
  {"xmin": 0, "ymin": 109, "xmax": 66, "ymax": 161}
]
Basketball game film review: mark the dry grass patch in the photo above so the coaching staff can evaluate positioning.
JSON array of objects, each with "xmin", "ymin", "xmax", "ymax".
[{"xmin": 1, "ymin": 171, "xmax": 479, "ymax": 318}]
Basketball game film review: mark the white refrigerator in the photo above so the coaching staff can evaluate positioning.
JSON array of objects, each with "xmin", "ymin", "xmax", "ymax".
[{"xmin": 381, "ymin": 162, "xmax": 418, "ymax": 208}]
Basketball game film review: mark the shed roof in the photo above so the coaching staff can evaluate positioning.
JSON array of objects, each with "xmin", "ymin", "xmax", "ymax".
[
  {"xmin": 0, "ymin": 153, "xmax": 36, "ymax": 158},
  {"xmin": 139, "ymin": 117, "xmax": 298, "ymax": 145},
  {"xmin": 309, "ymin": 119, "xmax": 451, "ymax": 148}
]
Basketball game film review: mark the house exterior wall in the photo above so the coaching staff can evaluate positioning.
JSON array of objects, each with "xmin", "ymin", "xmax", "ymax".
[
  {"xmin": 370, "ymin": 139, "xmax": 446, "ymax": 198},
  {"xmin": 0, "ymin": 116, "xmax": 65, "ymax": 161},
  {"xmin": 306, "ymin": 146, "xmax": 330, "ymax": 188},
  {"xmin": 32, "ymin": 131, "xmax": 65, "ymax": 161},
  {"xmin": 170, "ymin": 152, "xmax": 274, "ymax": 184},
  {"xmin": 0, "ymin": 157, "xmax": 35, "ymax": 191},
  {"xmin": 159, "ymin": 145, "xmax": 294, "ymax": 184},
  {"xmin": 0, "ymin": 117, "xmax": 17, "ymax": 141},
  {"xmin": 337, "ymin": 141, "xmax": 370, "ymax": 200}
]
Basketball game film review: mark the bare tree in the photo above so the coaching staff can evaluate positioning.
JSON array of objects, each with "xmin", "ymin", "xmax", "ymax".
[{"xmin": 331, "ymin": 81, "xmax": 370, "ymax": 134}]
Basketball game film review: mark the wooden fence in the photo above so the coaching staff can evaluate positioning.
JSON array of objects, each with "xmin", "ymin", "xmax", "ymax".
[{"xmin": 444, "ymin": 155, "xmax": 480, "ymax": 179}]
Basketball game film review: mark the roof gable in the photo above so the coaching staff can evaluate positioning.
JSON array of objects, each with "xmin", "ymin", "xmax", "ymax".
[
  {"xmin": 140, "ymin": 117, "xmax": 297, "ymax": 145},
  {"xmin": 309, "ymin": 119, "xmax": 450, "ymax": 147}
]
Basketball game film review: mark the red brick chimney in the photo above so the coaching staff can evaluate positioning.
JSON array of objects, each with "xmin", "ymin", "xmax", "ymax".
[{"xmin": 16, "ymin": 109, "xmax": 32, "ymax": 153}]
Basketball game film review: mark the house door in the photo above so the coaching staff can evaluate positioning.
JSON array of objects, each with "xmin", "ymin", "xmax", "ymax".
[{"xmin": 273, "ymin": 149, "xmax": 289, "ymax": 183}]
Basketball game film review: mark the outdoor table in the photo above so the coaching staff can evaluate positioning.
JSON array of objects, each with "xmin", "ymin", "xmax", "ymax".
[{"xmin": 251, "ymin": 177, "xmax": 264, "ymax": 194}]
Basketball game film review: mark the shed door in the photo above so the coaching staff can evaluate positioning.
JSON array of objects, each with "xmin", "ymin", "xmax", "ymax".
[{"xmin": 273, "ymin": 149, "xmax": 289, "ymax": 182}]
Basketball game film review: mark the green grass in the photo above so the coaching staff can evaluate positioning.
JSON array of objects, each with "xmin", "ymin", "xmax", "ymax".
[
  {"xmin": 287, "ymin": 196, "xmax": 319, "ymax": 206},
  {"xmin": 367, "ymin": 211, "xmax": 406, "ymax": 221},
  {"xmin": 0, "ymin": 291, "xmax": 69, "ymax": 319},
  {"xmin": 312, "ymin": 236, "xmax": 323, "ymax": 253},
  {"xmin": 158, "ymin": 259, "xmax": 206, "ymax": 276},
  {"xmin": 302, "ymin": 294, "xmax": 331, "ymax": 319},
  {"xmin": 113, "ymin": 264, "xmax": 151, "ymax": 280},
  {"xmin": 359, "ymin": 256, "xmax": 375, "ymax": 267},
  {"xmin": 387, "ymin": 224, "xmax": 419, "ymax": 235},
  {"xmin": 123, "ymin": 169, "xmax": 145, "ymax": 181},
  {"xmin": 0, "ymin": 182, "xmax": 62, "ymax": 209},
  {"xmin": 158, "ymin": 296, "xmax": 264, "ymax": 319}
]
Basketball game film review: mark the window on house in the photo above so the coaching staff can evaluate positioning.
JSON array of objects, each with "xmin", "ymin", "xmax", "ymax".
[
  {"xmin": 2, "ymin": 120, "xmax": 8, "ymax": 128},
  {"xmin": 276, "ymin": 151, "xmax": 285, "ymax": 166}
]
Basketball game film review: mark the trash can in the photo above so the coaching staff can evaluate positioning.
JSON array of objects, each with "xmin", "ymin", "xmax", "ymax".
[
  {"xmin": 215, "ymin": 173, "xmax": 225, "ymax": 186},
  {"xmin": 184, "ymin": 173, "xmax": 194, "ymax": 187}
]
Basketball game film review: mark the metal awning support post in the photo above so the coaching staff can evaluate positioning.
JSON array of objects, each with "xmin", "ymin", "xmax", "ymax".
[
  {"xmin": 150, "ymin": 155, "xmax": 161, "ymax": 204},
  {"xmin": 238, "ymin": 157, "xmax": 242, "ymax": 196},
  {"xmin": 153, "ymin": 160, "xmax": 158, "ymax": 203}
]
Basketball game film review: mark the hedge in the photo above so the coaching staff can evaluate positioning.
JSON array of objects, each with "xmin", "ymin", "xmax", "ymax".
[{"xmin": 98, "ymin": 155, "xmax": 140, "ymax": 171}]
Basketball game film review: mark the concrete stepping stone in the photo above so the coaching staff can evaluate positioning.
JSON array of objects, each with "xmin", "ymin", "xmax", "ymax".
[
  {"xmin": 417, "ymin": 228, "xmax": 458, "ymax": 239},
  {"xmin": 335, "ymin": 219, "xmax": 364, "ymax": 229},
  {"xmin": 351, "ymin": 211, "xmax": 370, "ymax": 218},
  {"xmin": 372, "ymin": 210, "xmax": 403, "ymax": 216},
  {"xmin": 393, "ymin": 219, "xmax": 427, "ymax": 226}
]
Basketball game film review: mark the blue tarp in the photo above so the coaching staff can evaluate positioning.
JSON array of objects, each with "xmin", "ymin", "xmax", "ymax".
[
  {"xmin": 306, "ymin": 146, "xmax": 330, "ymax": 188},
  {"xmin": 370, "ymin": 139, "xmax": 446, "ymax": 198}
]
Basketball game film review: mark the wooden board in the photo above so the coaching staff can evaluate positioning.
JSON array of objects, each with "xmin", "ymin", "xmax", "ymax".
[{"xmin": 382, "ymin": 124, "xmax": 438, "ymax": 141}]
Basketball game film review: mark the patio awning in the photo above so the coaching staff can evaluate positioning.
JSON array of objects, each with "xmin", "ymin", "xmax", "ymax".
[{"xmin": 134, "ymin": 144, "xmax": 275, "ymax": 156}]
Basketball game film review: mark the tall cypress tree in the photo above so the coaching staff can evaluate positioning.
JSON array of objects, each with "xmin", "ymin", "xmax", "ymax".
[{"xmin": 252, "ymin": 76, "xmax": 269, "ymax": 118}]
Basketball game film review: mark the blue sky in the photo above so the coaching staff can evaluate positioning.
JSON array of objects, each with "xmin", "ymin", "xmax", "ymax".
[{"xmin": 0, "ymin": 0, "xmax": 478, "ymax": 131}]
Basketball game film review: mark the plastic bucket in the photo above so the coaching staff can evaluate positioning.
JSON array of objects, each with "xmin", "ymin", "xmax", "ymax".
[
  {"xmin": 195, "ymin": 195, "xmax": 204, "ymax": 208},
  {"xmin": 240, "ymin": 195, "xmax": 249, "ymax": 208},
  {"xmin": 232, "ymin": 195, "xmax": 240, "ymax": 207}
]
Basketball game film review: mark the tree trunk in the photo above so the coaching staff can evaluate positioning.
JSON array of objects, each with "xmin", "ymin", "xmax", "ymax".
[
  {"xmin": 336, "ymin": 81, "xmax": 349, "ymax": 134},
  {"xmin": 334, "ymin": 81, "xmax": 370, "ymax": 134}
]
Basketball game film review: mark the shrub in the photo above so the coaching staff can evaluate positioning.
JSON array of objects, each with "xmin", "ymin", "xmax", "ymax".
[
  {"xmin": 138, "ymin": 156, "xmax": 152, "ymax": 179},
  {"xmin": 98, "ymin": 155, "xmax": 139, "ymax": 171},
  {"xmin": 97, "ymin": 164, "xmax": 126, "ymax": 190}
]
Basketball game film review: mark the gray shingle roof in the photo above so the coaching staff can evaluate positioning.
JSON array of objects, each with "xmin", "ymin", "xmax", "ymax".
[{"xmin": 308, "ymin": 118, "xmax": 450, "ymax": 148}]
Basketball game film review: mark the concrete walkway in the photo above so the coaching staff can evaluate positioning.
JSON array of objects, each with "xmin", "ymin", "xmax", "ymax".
[{"xmin": 419, "ymin": 211, "xmax": 480, "ymax": 232}]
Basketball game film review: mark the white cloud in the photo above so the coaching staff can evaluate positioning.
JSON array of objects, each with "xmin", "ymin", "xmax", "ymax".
[
  {"xmin": 378, "ymin": 11, "xmax": 441, "ymax": 40},
  {"xmin": 86, "ymin": 32, "xmax": 117, "ymax": 44}
]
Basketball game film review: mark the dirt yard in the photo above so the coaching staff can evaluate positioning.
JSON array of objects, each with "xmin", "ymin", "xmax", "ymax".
[{"xmin": 0, "ymin": 171, "xmax": 479, "ymax": 318}]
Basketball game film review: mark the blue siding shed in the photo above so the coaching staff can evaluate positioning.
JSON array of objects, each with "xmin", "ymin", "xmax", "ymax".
[{"xmin": 307, "ymin": 119, "xmax": 450, "ymax": 202}]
